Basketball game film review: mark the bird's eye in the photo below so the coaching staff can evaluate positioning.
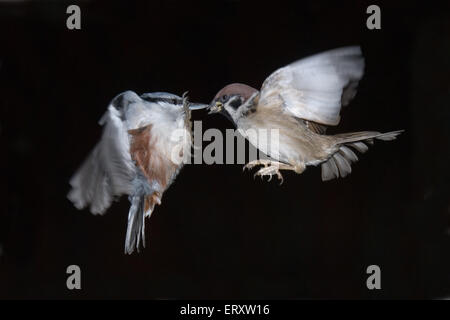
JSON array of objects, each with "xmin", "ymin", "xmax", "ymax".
[{"xmin": 222, "ymin": 95, "xmax": 228, "ymax": 102}]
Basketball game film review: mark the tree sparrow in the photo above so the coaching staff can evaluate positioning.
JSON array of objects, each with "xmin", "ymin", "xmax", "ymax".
[{"xmin": 208, "ymin": 46, "xmax": 403, "ymax": 183}]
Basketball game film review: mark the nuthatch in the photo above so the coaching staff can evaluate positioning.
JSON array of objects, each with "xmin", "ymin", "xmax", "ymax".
[{"xmin": 68, "ymin": 91, "xmax": 207, "ymax": 254}]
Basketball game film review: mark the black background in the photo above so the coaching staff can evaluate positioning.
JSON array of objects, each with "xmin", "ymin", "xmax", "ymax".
[{"xmin": 0, "ymin": 0, "xmax": 449, "ymax": 299}]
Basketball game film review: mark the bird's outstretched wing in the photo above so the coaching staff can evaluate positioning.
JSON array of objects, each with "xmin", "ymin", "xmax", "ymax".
[
  {"xmin": 258, "ymin": 46, "xmax": 365, "ymax": 126},
  {"xmin": 67, "ymin": 92, "xmax": 138, "ymax": 215}
]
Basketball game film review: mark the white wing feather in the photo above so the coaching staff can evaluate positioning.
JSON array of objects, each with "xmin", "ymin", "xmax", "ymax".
[
  {"xmin": 68, "ymin": 93, "xmax": 137, "ymax": 215},
  {"xmin": 259, "ymin": 46, "xmax": 365, "ymax": 126}
]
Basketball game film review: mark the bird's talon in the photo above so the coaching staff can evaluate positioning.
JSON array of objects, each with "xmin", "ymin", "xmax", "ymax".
[{"xmin": 277, "ymin": 173, "xmax": 284, "ymax": 185}]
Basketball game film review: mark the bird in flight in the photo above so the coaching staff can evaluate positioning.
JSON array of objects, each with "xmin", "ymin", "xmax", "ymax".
[
  {"xmin": 67, "ymin": 91, "xmax": 207, "ymax": 254},
  {"xmin": 68, "ymin": 46, "xmax": 404, "ymax": 254},
  {"xmin": 208, "ymin": 46, "xmax": 403, "ymax": 183}
]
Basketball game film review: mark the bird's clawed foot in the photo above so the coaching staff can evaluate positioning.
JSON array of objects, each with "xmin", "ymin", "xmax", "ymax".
[
  {"xmin": 181, "ymin": 91, "xmax": 192, "ymax": 126},
  {"xmin": 254, "ymin": 165, "xmax": 284, "ymax": 184},
  {"xmin": 243, "ymin": 159, "xmax": 272, "ymax": 171},
  {"xmin": 243, "ymin": 160, "xmax": 285, "ymax": 184}
]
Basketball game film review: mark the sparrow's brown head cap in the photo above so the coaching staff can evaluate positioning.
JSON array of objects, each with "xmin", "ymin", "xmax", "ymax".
[{"xmin": 212, "ymin": 83, "xmax": 258, "ymax": 103}]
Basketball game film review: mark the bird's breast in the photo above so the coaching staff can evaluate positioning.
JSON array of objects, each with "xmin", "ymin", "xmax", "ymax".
[
  {"xmin": 237, "ymin": 106, "xmax": 326, "ymax": 164},
  {"xmin": 127, "ymin": 107, "xmax": 191, "ymax": 192}
]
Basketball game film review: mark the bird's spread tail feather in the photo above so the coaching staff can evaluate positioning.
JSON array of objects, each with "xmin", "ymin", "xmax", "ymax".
[
  {"xmin": 124, "ymin": 171, "xmax": 161, "ymax": 254},
  {"xmin": 125, "ymin": 193, "xmax": 146, "ymax": 254},
  {"xmin": 321, "ymin": 130, "xmax": 404, "ymax": 181}
]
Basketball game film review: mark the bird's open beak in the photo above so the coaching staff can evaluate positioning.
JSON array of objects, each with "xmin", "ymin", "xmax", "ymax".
[
  {"xmin": 208, "ymin": 101, "xmax": 223, "ymax": 114},
  {"xmin": 188, "ymin": 103, "xmax": 209, "ymax": 110}
]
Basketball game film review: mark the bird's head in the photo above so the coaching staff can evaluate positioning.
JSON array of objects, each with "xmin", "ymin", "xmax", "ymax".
[{"xmin": 208, "ymin": 83, "xmax": 258, "ymax": 123}]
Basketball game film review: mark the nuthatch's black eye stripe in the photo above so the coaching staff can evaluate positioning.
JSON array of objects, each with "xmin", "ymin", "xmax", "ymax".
[{"xmin": 141, "ymin": 96, "xmax": 183, "ymax": 105}]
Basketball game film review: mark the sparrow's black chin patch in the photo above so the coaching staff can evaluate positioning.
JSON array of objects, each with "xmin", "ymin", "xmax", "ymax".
[{"xmin": 220, "ymin": 109, "xmax": 234, "ymax": 123}]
